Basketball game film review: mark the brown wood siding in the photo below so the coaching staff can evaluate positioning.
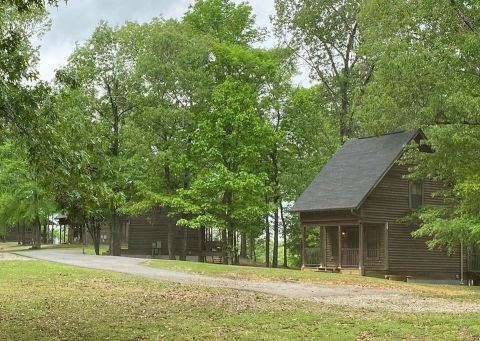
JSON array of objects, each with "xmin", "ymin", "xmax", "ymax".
[
  {"xmin": 300, "ymin": 210, "xmax": 359, "ymax": 226},
  {"xmin": 128, "ymin": 210, "xmax": 201, "ymax": 256},
  {"xmin": 363, "ymin": 224, "xmax": 385, "ymax": 270},
  {"xmin": 361, "ymin": 163, "xmax": 461, "ymax": 278},
  {"xmin": 4, "ymin": 225, "xmax": 34, "ymax": 243}
]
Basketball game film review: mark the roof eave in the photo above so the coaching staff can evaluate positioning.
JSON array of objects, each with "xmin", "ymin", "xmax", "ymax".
[{"xmin": 289, "ymin": 206, "xmax": 357, "ymax": 213}]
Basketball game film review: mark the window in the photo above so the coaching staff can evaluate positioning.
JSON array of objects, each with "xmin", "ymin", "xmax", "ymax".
[{"xmin": 409, "ymin": 181, "xmax": 423, "ymax": 209}]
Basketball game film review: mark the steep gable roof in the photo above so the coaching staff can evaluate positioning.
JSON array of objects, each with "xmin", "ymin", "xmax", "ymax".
[{"xmin": 291, "ymin": 130, "xmax": 422, "ymax": 212}]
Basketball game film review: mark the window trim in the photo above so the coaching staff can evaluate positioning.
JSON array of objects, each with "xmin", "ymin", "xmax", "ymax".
[{"xmin": 408, "ymin": 180, "xmax": 424, "ymax": 210}]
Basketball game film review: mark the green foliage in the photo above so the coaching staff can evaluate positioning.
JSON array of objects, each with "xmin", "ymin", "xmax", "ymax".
[
  {"xmin": 358, "ymin": 0, "xmax": 480, "ymax": 250},
  {"xmin": 184, "ymin": 0, "xmax": 263, "ymax": 45},
  {"xmin": 176, "ymin": 78, "xmax": 273, "ymax": 233},
  {"xmin": 0, "ymin": 142, "xmax": 56, "ymax": 228},
  {"xmin": 274, "ymin": 0, "xmax": 369, "ymax": 140}
]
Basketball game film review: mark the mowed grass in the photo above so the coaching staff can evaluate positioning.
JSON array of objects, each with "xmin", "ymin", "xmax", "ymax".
[
  {"xmin": 0, "ymin": 242, "xmax": 109, "ymax": 255},
  {"xmin": 1, "ymin": 261, "xmax": 479, "ymax": 340},
  {"xmin": 146, "ymin": 259, "xmax": 480, "ymax": 300}
]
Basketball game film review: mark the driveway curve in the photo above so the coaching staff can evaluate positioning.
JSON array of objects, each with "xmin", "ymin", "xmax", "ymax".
[{"xmin": 14, "ymin": 250, "xmax": 480, "ymax": 313}]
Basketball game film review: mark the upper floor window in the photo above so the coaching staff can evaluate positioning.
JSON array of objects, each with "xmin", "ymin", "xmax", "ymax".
[{"xmin": 409, "ymin": 181, "xmax": 423, "ymax": 209}]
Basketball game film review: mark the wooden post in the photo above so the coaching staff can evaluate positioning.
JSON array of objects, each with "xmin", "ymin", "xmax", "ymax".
[
  {"xmin": 323, "ymin": 227, "xmax": 328, "ymax": 270},
  {"xmin": 301, "ymin": 225, "xmax": 306, "ymax": 270},
  {"xmin": 359, "ymin": 222, "xmax": 364, "ymax": 275},
  {"xmin": 319, "ymin": 226, "xmax": 325, "ymax": 268},
  {"xmin": 338, "ymin": 225, "xmax": 342, "ymax": 269}
]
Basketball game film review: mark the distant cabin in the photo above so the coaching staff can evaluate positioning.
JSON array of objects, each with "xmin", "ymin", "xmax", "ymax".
[
  {"xmin": 124, "ymin": 210, "xmax": 203, "ymax": 259},
  {"xmin": 292, "ymin": 130, "xmax": 479, "ymax": 280}
]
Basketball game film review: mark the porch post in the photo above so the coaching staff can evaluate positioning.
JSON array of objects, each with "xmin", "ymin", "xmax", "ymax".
[
  {"xmin": 337, "ymin": 225, "xmax": 342, "ymax": 269},
  {"xmin": 301, "ymin": 225, "xmax": 306, "ymax": 270},
  {"xmin": 359, "ymin": 222, "xmax": 365, "ymax": 275},
  {"xmin": 319, "ymin": 226, "xmax": 325, "ymax": 268}
]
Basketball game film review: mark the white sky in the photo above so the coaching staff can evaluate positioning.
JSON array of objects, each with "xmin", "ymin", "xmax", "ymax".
[{"xmin": 35, "ymin": 0, "xmax": 284, "ymax": 82}]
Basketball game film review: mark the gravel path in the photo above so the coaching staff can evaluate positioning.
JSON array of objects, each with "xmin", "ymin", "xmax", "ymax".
[{"xmin": 14, "ymin": 250, "xmax": 480, "ymax": 313}]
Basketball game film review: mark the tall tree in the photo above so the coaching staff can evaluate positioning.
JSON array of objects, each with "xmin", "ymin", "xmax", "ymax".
[
  {"xmin": 274, "ymin": 0, "xmax": 370, "ymax": 142},
  {"xmin": 121, "ymin": 18, "xmax": 212, "ymax": 260},
  {"xmin": 59, "ymin": 22, "xmax": 138, "ymax": 255}
]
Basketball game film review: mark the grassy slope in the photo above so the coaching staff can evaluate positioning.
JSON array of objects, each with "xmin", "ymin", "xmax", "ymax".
[
  {"xmin": 146, "ymin": 259, "xmax": 480, "ymax": 300},
  {"xmin": 1, "ymin": 260, "xmax": 480, "ymax": 340}
]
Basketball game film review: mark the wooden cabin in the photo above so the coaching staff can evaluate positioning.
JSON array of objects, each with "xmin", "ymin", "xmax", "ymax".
[
  {"xmin": 292, "ymin": 130, "xmax": 479, "ymax": 280},
  {"xmin": 125, "ymin": 210, "xmax": 203, "ymax": 258}
]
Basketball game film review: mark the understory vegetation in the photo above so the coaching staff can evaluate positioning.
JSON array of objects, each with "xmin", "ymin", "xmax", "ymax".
[{"xmin": 1, "ymin": 260, "xmax": 480, "ymax": 340}]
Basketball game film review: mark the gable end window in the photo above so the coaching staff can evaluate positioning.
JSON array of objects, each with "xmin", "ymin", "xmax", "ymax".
[{"xmin": 409, "ymin": 181, "xmax": 423, "ymax": 209}]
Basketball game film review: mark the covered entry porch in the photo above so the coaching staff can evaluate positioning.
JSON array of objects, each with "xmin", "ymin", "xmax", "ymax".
[{"xmin": 301, "ymin": 223, "xmax": 387, "ymax": 274}]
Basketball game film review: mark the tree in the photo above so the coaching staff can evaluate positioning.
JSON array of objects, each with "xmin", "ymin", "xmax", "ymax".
[
  {"xmin": 176, "ymin": 78, "xmax": 273, "ymax": 264},
  {"xmin": 58, "ymin": 22, "xmax": 139, "ymax": 256},
  {"xmin": 183, "ymin": 0, "xmax": 263, "ymax": 45},
  {"xmin": 279, "ymin": 86, "xmax": 339, "ymax": 267},
  {"xmin": 274, "ymin": 0, "xmax": 371, "ymax": 142},
  {"xmin": 121, "ymin": 18, "xmax": 212, "ymax": 260},
  {"xmin": 0, "ymin": 141, "xmax": 56, "ymax": 248},
  {"xmin": 358, "ymin": 0, "xmax": 480, "ymax": 251}
]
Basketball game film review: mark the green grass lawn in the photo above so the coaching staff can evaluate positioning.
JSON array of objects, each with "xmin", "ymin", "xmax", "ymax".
[
  {"xmin": 1, "ymin": 260, "xmax": 480, "ymax": 340},
  {"xmin": 0, "ymin": 242, "xmax": 109, "ymax": 255},
  {"xmin": 146, "ymin": 259, "xmax": 480, "ymax": 301}
]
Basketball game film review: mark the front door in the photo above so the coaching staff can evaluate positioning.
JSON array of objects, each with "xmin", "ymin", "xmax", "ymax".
[{"xmin": 341, "ymin": 227, "xmax": 359, "ymax": 267}]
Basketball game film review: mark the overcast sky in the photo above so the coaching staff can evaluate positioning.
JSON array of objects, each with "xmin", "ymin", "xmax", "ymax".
[{"xmin": 35, "ymin": 0, "xmax": 278, "ymax": 82}]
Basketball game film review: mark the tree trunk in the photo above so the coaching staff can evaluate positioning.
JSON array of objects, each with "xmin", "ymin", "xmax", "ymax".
[
  {"xmin": 249, "ymin": 235, "xmax": 255, "ymax": 260},
  {"xmin": 110, "ymin": 212, "xmax": 122, "ymax": 256},
  {"xmin": 227, "ymin": 228, "xmax": 235, "ymax": 265},
  {"xmin": 179, "ymin": 227, "xmax": 187, "ymax": 261},
  {"xmin": 265, "ymin": 215, "xmax": 270, "ymax": 267},
  {"xmin": 32, "ymin": 215, "xmax": 41, "ymax": 249},
  {"xmin": 21, "ymin": 223, "xmax": 26, "ymax": 245},
  {"xmin": 280, "ymin": 202, "xmax": 288, "ymax": 268},
  {"xmin": 198, "ymin": 228, "xmax": 205, "ymax": 262},
  {"xmin": 41, "ymin": 223, "xmax": 47, "ymax": 244},
  {"xmin": 240, "ymin": 232, "xmax": 247, "ymax": 258},
  {"xmin": 93, "ymin": 225, "xmax": 101, "ymax": 255},
  {"xmin": 272, "ymin": 208, "xmax": 279, "ymax": 268},
  {"xmin": 222, "ymin": 229, "xmax": 228, "ymax": 264},
  {"xmin": 87, "ymin": 219, "xmax": 101, "ymax": 256},
  {"xmin": 167, "ymin": 217, "xmax": 176, "ymax": 260}
]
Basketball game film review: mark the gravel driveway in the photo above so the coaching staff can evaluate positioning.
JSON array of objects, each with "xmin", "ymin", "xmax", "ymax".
[{"xmin": 13, "ymin": 250, "xmax": 480, "ymax": 313}]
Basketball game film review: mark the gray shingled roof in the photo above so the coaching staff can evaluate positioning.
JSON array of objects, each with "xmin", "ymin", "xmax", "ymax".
[{"xmin": 291, "ymin": 130, "xmax": 420, "ymax": 212}]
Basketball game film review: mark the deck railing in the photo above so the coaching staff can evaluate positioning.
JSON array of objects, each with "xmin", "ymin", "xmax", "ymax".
[
  {"xmin": 341, "ymin": 248, "xmax": 359, "ymax": 267},
  {"xmin": 469, "ymin": 253, "xmax": 480, "ymax": 272},
  {"xmin": 305, "ymin": 247, "xmax": 321, "ymax": 266}
]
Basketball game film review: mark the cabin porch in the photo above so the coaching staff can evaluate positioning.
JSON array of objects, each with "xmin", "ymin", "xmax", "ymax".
[{"xmin": 301, "ymin": 223, "xmax": 387, "ymax": 274}]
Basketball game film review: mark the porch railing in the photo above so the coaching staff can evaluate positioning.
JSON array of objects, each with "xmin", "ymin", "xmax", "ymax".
[
  {"xmin": 305, "ymin": 247, "xmax": 321, "ymax": 266},
  {"xmin": 341, "ymin": 248, "xmax": 359, "ymax": 267},
  {"xmin": 367, "ymin": 248, "xmax": 379, "ymax": 259},
  {"xmin": 469, "ymin": 253, "xmax": 480, "ymax": 272}
]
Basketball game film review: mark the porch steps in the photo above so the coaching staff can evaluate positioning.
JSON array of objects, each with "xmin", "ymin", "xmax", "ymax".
[
  {"xmin": 339, "ymin": 268, "xmax": 361, "ymax": 275},
  {"xmin": 308, "ymin": 267, "xmax": 361, "ymax": 275}
]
